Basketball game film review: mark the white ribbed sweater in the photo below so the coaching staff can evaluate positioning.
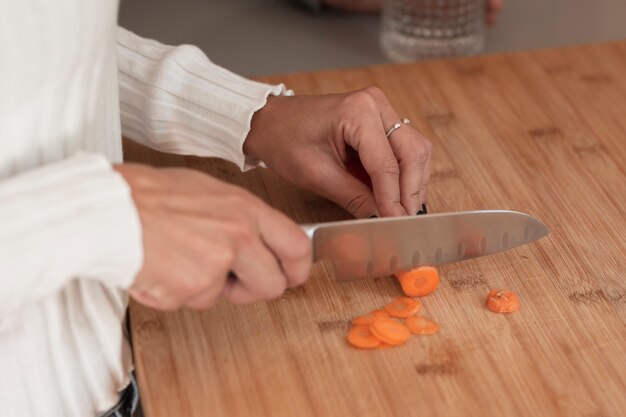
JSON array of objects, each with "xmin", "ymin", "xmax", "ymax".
[{"xmin": 0, "ymin": 2, "xmax": 287, "ymax": 416}]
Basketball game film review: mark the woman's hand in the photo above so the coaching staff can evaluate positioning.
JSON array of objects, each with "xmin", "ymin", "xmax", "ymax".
[
  {"xmin": 244, "ymin": 87, "xmax": 432, "ymax": 218},
  {"xmin": 114, "ymin": 164, "xmax": 312, "ymax": 310}
]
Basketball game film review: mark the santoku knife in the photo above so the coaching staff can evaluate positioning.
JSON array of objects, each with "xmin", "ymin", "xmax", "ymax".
[{"xmin": 300, "ymin": 210, "xmax": 549, "ymax": 281}]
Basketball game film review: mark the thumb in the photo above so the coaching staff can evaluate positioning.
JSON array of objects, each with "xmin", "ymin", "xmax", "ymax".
[{"xmin": 314, "ymin": 161, "xmax": 379, "ymax": 218}]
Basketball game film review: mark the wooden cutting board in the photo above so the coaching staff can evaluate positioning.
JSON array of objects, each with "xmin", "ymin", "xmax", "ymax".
[{"xmin": 125, "ymin": 41, "xmax": 626, "ymax": 417}]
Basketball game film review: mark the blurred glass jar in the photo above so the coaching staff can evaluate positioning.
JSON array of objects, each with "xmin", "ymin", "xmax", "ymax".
[{"xmin": 380, "ymin": 0, "xmax": 486, "ymax": 62}]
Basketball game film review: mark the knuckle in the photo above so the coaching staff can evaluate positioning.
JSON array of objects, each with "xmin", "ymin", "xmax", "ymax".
[
  {"xmin": 227, "ymin": 221, "xmax": 255, "ymax": 246},
  {"xmin": 414, "ymin": 143, "xmax": 431, "ymax": 164},
  {"xmin": 210, "ymin": 245, "xmax": 236, "ymax": 270},
  {"xmin": 407, "ymin": 189, "xmax": 421, "ymax": 199},
  {"xmin": 344, "ymin": 90, "xmax": 378, "ymax": 112},
  {"xmin": 363, "ymin": 85, "xmax": 385, "ymax": 101},
  {"xmin": 377, "ymin": 157, "xmax": 400, "ymax": 178}
]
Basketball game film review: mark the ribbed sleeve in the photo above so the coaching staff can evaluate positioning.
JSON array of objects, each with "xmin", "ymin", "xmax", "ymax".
[
  {"xmin": 117, "ymin": 27, "xmax": 291, "ymax": 171},
  {"xmin": 0, "ymin": 153, "xmax": 143, "ymax": 316}
]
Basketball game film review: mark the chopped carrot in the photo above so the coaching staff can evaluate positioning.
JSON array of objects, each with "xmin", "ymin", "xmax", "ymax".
[
  {"xmin": 351, "ymin": 309, "xmax": 389, "ymax": 326},
  {"xmin": 369, "ymin": 317, "xmax": 411, "ymax": 345},
  {"xmin": 347, "ymin": 325, "xmax": 382, "ymax": 349},
  {"xmin": 485, "ymin": 289, "xmax": 520, "ymax": 313},
  {"xmin": 383, "ymin": 297, "xmax": 422, "ymax": 318},
  {"xmin": 405, "ymin": 316, "xmax": 440, "ymax": 335},
  {"xmin": 375, "ymin": 342, "xmax": 393, "ymax": 350},
  {"xmin": 395, "ymin": 266, "xmax": 440, "ymax": 297}
]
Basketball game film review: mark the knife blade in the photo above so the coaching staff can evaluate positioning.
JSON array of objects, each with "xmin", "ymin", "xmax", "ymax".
[{"xmin": 300, "ymin": 210, "xmax": 549, "ymax": 281}]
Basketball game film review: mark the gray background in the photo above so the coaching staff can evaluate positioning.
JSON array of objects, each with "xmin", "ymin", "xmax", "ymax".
[{"xmin": 119, "ymin": 0, "xmax": 626, "ymax": 77}]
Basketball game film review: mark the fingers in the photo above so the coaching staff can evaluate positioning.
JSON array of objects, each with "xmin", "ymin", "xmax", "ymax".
[
  {"xmin": 223, "ymin": 238, "xmax": 289, "ymax": 304},
  {"xmin": 127, "ymin": 167, "xmax": 312, "ymax": 311},
  {"xmin": 131, "ymin": 239, "xmax": 232, "ymax": 310},
  {"xmin": 420, "ymin": 151, "xmax": 432, "ymax": 203},
  {"xmin": 342, "ymin": 92, "xmax": 406, "ymax": 217},
  {"xmin": 388, "ymin": 127, "xmax": 431, "ymax": 215},
  {"xmin": 255, "ymin": 203, "xmax": 312, "ymax": 288},
  {"xmin": 308, "ymin": 156, "xmax": 380, "ymax": 218},
  {"xmin": 352, "ymin": 87, "xmax": 432, "ymax": 216}
]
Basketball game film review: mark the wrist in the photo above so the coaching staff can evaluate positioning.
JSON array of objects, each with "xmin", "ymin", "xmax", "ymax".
[{"xmin": 244, "ymin": 95, "xmax": 286, "ymax": 161}]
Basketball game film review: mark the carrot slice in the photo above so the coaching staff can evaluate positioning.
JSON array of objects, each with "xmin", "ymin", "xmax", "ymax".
[
  {"xmin": 370, "ymin": 317, "xmax": 411, "ymax": 345},
  {"xmin": 351, "ymin": 309, "xmax": 389, "ymax": 326},
  {"xmin": 395, "ymin": 266, "xmax": 440, "ymax": 297},
  {"xmin": 375, "ymin": 342, "xmax": 393, "ymax": 350},
  {"xmin": 383, "ymin": 297, "xmax": 421, "ymax": 318},
  {"xmin": 369, "ymin": 326, "xmax": 404, "ymax": 346},
  {"xmin": 347, "ymin": 325, "xmax": 382, "ymax": 349},
  {"xmin": 485, "ymin": 289, "xmax": 520, "ymax": 313},
  {"xmin": 405, "ymin": 316, "xmax": 440, "ymax": 335}
]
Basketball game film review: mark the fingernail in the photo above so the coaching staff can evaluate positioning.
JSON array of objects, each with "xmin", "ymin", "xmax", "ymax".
[
  {"xmin": 421, "ymin": 203, "xmax": 428, "ymax": 214},
  {"xmin": 368, "ymin": 214, "xmax": 378, "ymax": 218}
]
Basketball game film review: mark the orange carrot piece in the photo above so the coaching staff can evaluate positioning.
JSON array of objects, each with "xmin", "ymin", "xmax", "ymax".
[
  {"xmin": 395, "ymin": 266, "xmax": 440, "ymax": 297},
  {"xmin": 351, "ymin": 309, "xmax": 389, "ymax": 326},
  {"xmin": 347, "ymin": 325, "xmax": 382, "ymax": 349},
  {"xmin": 405, "ymin": 316, "xmax": 440, "ymax": 335},
  {"xmin": 369, "ymin": 327, "xmax": 403, "ymax": 346},
  {"xmin": 375, "ymin": 342, "xmax": 393, "ymax": 350},
  {"xmin": 370, "ymin": 317, "xmax": 411, "ymax": 345},
  {"xmin": 383, "ymin": 297, "xmax": 422, "ymax": 318},
  {"xmin": 485, "ymin": 289, "xmax": 520, "ymax": 313}
]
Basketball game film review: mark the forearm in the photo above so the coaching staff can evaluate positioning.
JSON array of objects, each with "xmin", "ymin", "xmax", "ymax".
[
  {"xmin": 0, "ymin": 153, "xmax": 143, "ymax": 316},
  {"xmin": 116, "ymin": 27, "xmax": 290, "ymax": 171}
]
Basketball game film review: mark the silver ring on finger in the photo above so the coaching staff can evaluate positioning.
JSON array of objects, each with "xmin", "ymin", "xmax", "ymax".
[{"xmin": 385, "ymin": 117, "xmax": 411, "ymax": 139}]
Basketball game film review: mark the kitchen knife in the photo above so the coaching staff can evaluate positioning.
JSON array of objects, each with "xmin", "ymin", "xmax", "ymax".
[{"xmin": 300, "ymin": 210, "xmax": 549, "ymax": 281}]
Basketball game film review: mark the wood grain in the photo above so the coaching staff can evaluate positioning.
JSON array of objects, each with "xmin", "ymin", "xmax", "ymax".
[{"xmin": 127, "ymin": 42, "xmax": 626, "ymax": 417}]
